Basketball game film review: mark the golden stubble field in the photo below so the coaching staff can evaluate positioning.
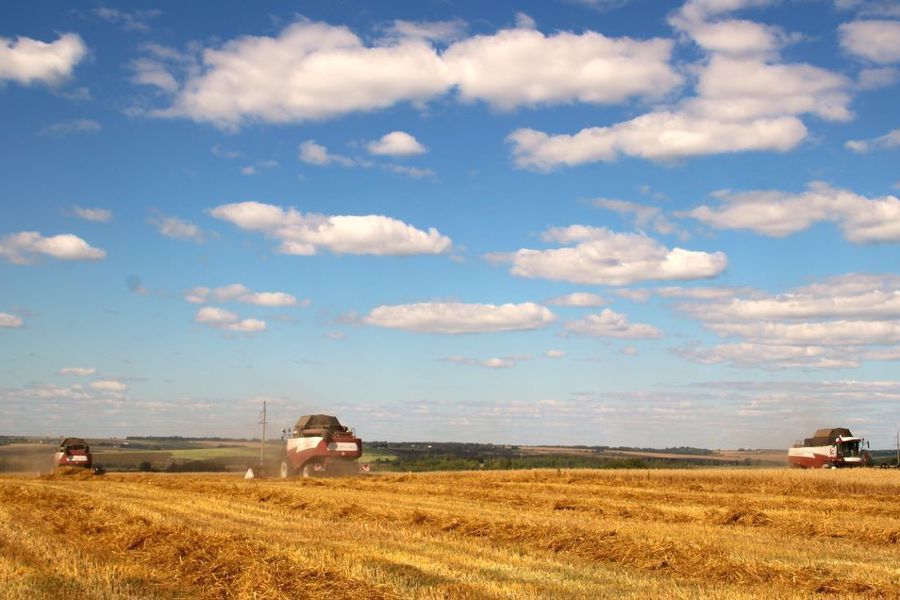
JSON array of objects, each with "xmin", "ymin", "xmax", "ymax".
[{"xmin": 0, "ymin": 469, "xmax": 898, "ymax": 599}]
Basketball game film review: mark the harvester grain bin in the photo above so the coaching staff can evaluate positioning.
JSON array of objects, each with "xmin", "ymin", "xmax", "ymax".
[
  {"xmin": 280, "ymin": 414, "xmax": 364, "ymax": 478},
  {"xmin": 55, "ymin": 437, "xmax": 93, "ymax": 469},
  {"xmin": 788, "ymin": 428, "xmax": 871, "ymax": 469}
]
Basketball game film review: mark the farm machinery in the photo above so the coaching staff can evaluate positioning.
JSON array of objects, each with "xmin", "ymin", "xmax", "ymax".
[
  {"xmin": 788, "ymin": 428, "xmax": 872, "ymax": 469},
  {"xmin": 279, "ymin": 414, "xmax": 366, "ymax": 478},
  {"xmin": 54, "ymin": 437, "xmax": 93, "ymax": 469}
]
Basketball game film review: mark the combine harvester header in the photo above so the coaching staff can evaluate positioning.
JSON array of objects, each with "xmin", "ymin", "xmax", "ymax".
[{"xmin": 788, "ymin": 428, "xmax": 871, "ymax": 469}]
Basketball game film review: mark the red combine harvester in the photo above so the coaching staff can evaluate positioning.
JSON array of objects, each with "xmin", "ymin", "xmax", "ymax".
[
  {"xmin": 279, "ymin": 414, "xmax": 365, "ymax": 478},
  {"xmin": 788, "ymin": 428, "xmax": 871, "ymax": 469},
  {"xmin": 55, "ymin": 437, "xmax": 93, "ymax": 469}
]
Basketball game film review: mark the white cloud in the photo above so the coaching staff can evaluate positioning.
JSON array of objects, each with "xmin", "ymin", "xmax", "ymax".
[
  {"xmin": 858, "ymin": 66, "xmax": 899, "ymax": 89},
  {"xmin": 39, "ymin": 119, "xmax": 101, "ymax": 136},
  {"xmin": 840, "ymin": 20, "xmax": 900, "ymax": 63},
  {"xmin": 185, "ymin": 283, "xmax": 302, "ymax": 307},
  {"xmin": 131, "ymin": 58, "xmax": 179, "ymax": 92},
  {"xmin": 93, "ymin": 7, "xmax": 161, "ymax": 32},
  {"xmin": 547, "ymin": 292, "xmax": 608, "ymax": 307},
  {"xmin": 384, "ymin": 164, "xmax": 436, "ymax": 179},
  {"xmin": 89, "ymin": 379, "xmax": 127, "ymax": 392},
  {"xmin": 593, "ymin": 197, "xmax": 678, "ymax": 235},
  {"xmin": 151, "ymin": 19, "xmax": 680, "ymax": 127},
  {"xmin": 57, "ymin": 367, "xmax": 96, "ymax": 376},
  {"xmin": 368, "ymin": 131, "xmax": 427, "ymax": 156},
  {"xmin": 674, "ymin": 343, "xmax": 860, "ymax": 369},
  {"xmin": 0, "ymin": 231, "xmax": 105, "ymax": 264},
  {"xmin": 0, "ymin": 312, "xmax": 23, "ymax": 328},
  {"xmin": 687, "ymin": 181, "xmax": 900, "ymax": 243},
  {"xmin": 492, "ymin": 227, "xmax": 726, "ymax": 285},
  {"xmin": 443, "ymin": 27, "xmax": 681, "ymax": 109},
  {"xmin": 72, "ymin": 206, "xmax": 112, "ymax": 223},
  {"xmin": 544, "ymin": 349, "xmax": 566, "ymax": 358},
  {"xmin": 442, "ymin": 356, "xmax": 517, "ymax": 369},
  {"xmin": 210, "ymin": 201, "xmax": 452, "ymax": 256},
  {"xmin": 845, "ymin": 127, "xmax": 900, "ymax": 153},
  {"xmin": 564, "ymin": 308, "xmax": 662, "ymax": 338},
  {"xmin": 508, "ymin": 2, "xmax": 851, "ymax": 170},
  {"xmin": 298, "ymin": 140, "xmax": 356, "ymax": 166},
  {"xmin": 195, "ymin": 306, "xmax": 266, "ymax": 333},
  {"xmin": 151, "ymin": 215, "xmax": 205, "ymax": 243},
  {"xmin": 621, "ymin": 346, "xmax": 638, "ymax": 355},
  {"xmin": 0, "ymin": 33, "xmax": 87, "ymax": 85},
  {"xmin": 364, "ymin": 301, "xmax": 556, "ymax": 333},
  {"xmin": 508, "ymin": 113, "xmax": 807, "ymax": 169}
]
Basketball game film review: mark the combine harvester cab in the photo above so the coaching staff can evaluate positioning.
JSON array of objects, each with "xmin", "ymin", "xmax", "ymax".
[
  {"xmin": 280, "ymin": 414, "xmax": 364, "ymax": 478},
  {"xmin": 788, "ymin": 428, "xmax": 872, "ymax": 469},
  {"xmin": 55, "ymin": 437, "xmax": 93, "ymax": 470}
]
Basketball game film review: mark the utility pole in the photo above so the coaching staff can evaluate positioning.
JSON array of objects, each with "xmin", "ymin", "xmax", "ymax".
[
  {"xmin": 258, "ymin": 400, "xmax": 267, "ymax": 468},
  {"xmin": 896, "ymin": 430, "xmax": 899, "ymax": 467}
]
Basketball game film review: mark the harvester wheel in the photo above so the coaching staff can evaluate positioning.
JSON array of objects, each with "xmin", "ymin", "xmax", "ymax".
[
  {"xmin": 279, "ymin": 461, "xmax": 293, "ymax": 479},
  {"xmin": 302, "ymin": 464, "xmax": 312, "ymax": 478}
]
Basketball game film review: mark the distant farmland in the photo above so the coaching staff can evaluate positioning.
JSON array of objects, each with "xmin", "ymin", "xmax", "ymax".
[{"xmin": 1, "ymin": 469, "xmax": 897, "ymax": 598}]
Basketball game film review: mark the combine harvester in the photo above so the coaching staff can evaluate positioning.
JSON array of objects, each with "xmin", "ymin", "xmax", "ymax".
[
  {"xmin": 788, "ymin": 428, "xmax": 871, "ymax": 469},
  {"xmin": 54, "ymin": 437, "xmax": 93, "ymax": 470},
  {"xmin": 279, "ymin": 414, "xmax": 367, "ymax": 478}
]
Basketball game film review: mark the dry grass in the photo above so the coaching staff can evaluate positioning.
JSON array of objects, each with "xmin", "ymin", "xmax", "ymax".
[{"xmin": 1, "ymin": 469, "xmax": 898, "ymax": 598}]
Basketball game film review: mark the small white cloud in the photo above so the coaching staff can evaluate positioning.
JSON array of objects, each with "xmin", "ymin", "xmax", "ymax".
[
  {"xmin": 57, "ymin": 367, "xmax": 96, "ymax": 376},
  {"xmin": 545, "ymin": 349, "xmax": 566, "ymax": 358},
  {"xmin": 442, "ymin": 355, "xmax": 517, "ymax": 369},
  {"xmin": 384, "ymin": 164, "xmax": 436, "ymax": 179},
  {"xmin": 621, "ymin": 346, "xmax": 638, "ymax": 355},
  {"xmin": 547, "ymin": 292, "xmax": 608, "ymax": 307},
  {"xmin": 210, "ymin": 201, "xmax": 452, "ymax": 256},
  {"xmin": 298, "ymin": 140, "xmax": 356, "ymax": 166},
  {"xmin": 40, "ymin": 119, "xmax": 101, "ymax": 136},
  {"xmin": 185, "ymin": 283, "xmax": 301, "ymax": 307},
  {"xmin": 151, "ymin": 215, "xmax": 205, "ymax": 243},
  {"xmin": 0, "ymin": 231, "xmax": 105, "ymax": 264},
  {"xmin": 89, "ymin": 379, "xmax": 127, "ymax": 392},
  {"xmin": 381, "ymin": 19, "xmax": 468, "ymax": 43},
  {"xmin": 195, "ymin": 306, "xmax": 266, "ymax": 333},
  {"xmin": 0, "ymin": 312, "xmax": 23, "ymax": 328},
  {"xmin": 93, "ymin": 7, "xmax": 161, "ymax": 32},
  {"xmin": 0, "ymin": 33, "xmax": 87, "ymax": 86},
  {"xmin": 492, "ymin": 227, "xmax": 726, "ymax": 286},
  {"xmin": 364, "ymin": 301, "xmax": 556, "ymax": 334},
  {"xmin": 324, "ymin": 331, "xmax": 346, "ymax": 340},
  {"xmin": 240, "ymin": 165, "xmax": 257, "ymax": 176},
  {"xmin": 565, "ymin": 309, "xmax": 662, "ymax": 339},
  {"xmin": 72, "ymin": 206, "xmax": 112, "ymax": 223},
  {"xmin": 368, "ymin": 131, "xmax": 427, "ymax": 156},
  {"xmin": 845, "ymin": 128, "xmax": 900, "ymax": 154}
]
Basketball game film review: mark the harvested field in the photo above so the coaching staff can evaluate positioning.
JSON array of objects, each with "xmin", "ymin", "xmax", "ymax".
[{"xmin": 0, "ymin": 469, "xmax": 897, "ymax": 598}]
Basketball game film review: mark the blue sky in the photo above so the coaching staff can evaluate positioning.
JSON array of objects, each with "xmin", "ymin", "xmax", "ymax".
[{"xmin": 1, "ymin": 0, "xmax": 898, "ymax": 448}]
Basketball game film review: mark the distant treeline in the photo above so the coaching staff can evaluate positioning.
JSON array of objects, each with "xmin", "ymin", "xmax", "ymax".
[{"xmin": 371, "ymin": 454, "xmax": 732, "ymax": 472}]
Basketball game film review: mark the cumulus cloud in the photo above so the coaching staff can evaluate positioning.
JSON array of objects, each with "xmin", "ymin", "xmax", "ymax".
[
  {"xmin": 367, "ymin": 131, "xmax": 427, "ymax": 156},
  {"xmin": 687, "ymin": 181, "xmax": 900, "ymax": 242},
  {"xmin": 674, "ymin": 273, "xmax": 900, "ymax": 369},
  {"xmin": 0, "ymin": 33, "xmax": 87, "ymax": 85},
  {"xmin": 93, "ymin": 7, "xmax": 161, "ymax": 32},
  {"xmin": 364, "ymin": 301, "xmax": 556, "ymax": 333},
  {"xmin": 0, "ymin": 312, "xmax": 23, "ymax": 328},
  {"xmin": 840, "ymin": 20, "xmax": 900, "ymax": 63},
  {"xmin": 195, "ymin": 306, "xmax": 266, "ymax": 333},
  {"xmin": 491, "ymin": 227, "xmax": 726, "ymax": 285},
  {"xmin": 564, "ymin": 308, "xmax": 662, "ymax": 338},
  {"xmin": 547, "ymin": 292, "xmax": 608, "ymax": 307},
  {"xmin": 72, "ymin": 206, "xmax": 112, "ymax": 223},
  {"xmin": 185, "ymin": 283, "xmax": 302, "ymax": 307},
  {"xmin": 298, "ymin": 140, "xmax": 356, "ymax": 166},
  {"xmin": 146, "ymin": 19, "xmax": 680, "ymax": 127},
  {"xmin": 39, "ymin": 119, "xmax": 101, "ymax": 136},
  {"xmin": 151, "ymin": 215, "xmax": 205, "ymax": 243},
  {"xmin": 508, "ymin": 1, "xmax": 851, "ymax": 169},
  {"xmin": 0, "ymin": 231, "xmax": 105, "ymax": 264},
  {"xmin": 441, "ymin": 356, "xmax": 517, "ymax": 369},
  {"xmin": 57, "ymin": 367, "xmax": 96, "ymax": 376},
  {"xmin": 89, "ymin": 379, "xmax": 127, "ymax": 392},
  {"xmin": 210, "ymin": 201, "xmax": 452, "ymax": 256},
  {"xmin": 845, "ymin": 127, "xmax": 900, "ymax": 153},
  {"xmin": 593, "ymin": 197, "xmax": 678, "ymax": 235}
]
